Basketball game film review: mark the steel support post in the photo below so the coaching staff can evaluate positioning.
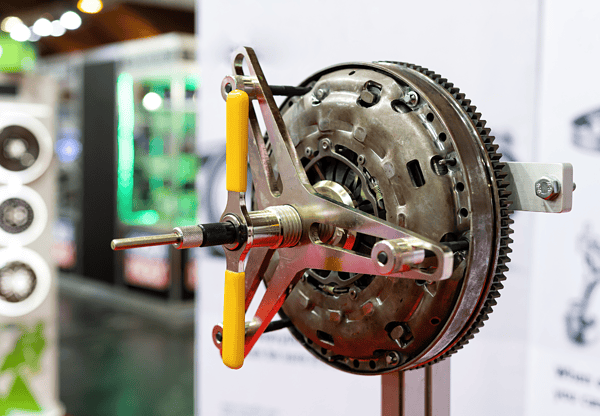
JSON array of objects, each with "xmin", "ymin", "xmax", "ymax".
[{"xmin": 381, "ymin": 359, "xmax": 450, "ymax": 416}]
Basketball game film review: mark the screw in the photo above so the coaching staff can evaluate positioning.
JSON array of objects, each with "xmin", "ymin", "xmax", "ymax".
[
  {"xmin": 315, "ymin": 88, "xmax": 327, "ymax": 101},
  {"xmin": 535, "ymin": 177, "xmax": 561, "ymax": 200},
  {"xmin": 320, "ymin": 139, "xmax": 331, "ymax": 151},
  {"xmin": 386, "ymin": 351, "xmax": 400, "ymax": 366},
  {"xmin": 349, "ymin": 288, "xmax": 358, "ymax": 300},
  {"xmin": 305, "ymin": 147, "xmax": 313, "ymax": 157},
  {"xmin": 357, "ymin": 154, "xmax": 366, "ymax": 165},
  {"xmin": 405, "ymin": 91, "xmax": 419, "ymax": 106}
]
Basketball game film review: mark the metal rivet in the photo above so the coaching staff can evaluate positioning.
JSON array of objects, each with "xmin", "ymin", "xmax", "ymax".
[
  {"xmin": 353, "ymin": 126, "xmax": 367, "ymax": 142},
  {"xmin": 383, "ymin": 161, "xmax": 395, "ymax": 178},
  {"xmin": 305, "ymin": 147, "xmax": 313, "ymax": 157}
]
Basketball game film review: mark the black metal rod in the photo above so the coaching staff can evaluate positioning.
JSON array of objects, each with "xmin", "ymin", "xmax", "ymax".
[
  {"xmin": 264, "ymin": 319, "xmax": 293, "ymax": 333},
  {"xmin": 424, "ymin": 240, "xmax": 469, "ymax": 258},
  {"xmin": 199, "ymin": 222, "xmax": 238, "ymax": 247},
  {"xmin": 269, "ymin": 85, "xmax": 312, "ymax": 97}
]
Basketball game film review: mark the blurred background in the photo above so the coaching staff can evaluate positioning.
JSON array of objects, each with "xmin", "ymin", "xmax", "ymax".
[{"xmin": 0, "ymin": 0, "xmax": 597, "ymax": 415}]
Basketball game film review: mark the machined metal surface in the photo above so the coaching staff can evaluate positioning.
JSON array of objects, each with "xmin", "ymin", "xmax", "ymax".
[
  {"xmin": 505, "ymin": 161, "xmax": 573, "ymax": 212},
  {"xmin": 238, "ymin": 53, "xmax": 512, "ymax": 373}
]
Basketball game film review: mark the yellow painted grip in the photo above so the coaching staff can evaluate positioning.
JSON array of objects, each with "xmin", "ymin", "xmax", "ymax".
[
  {"xmin": 226, "ymin": 90, "xmax": 249, "ymax": 193},
  {"xmin": 223, "ymin": 270, "xmax": 246, "ymax": 369}
]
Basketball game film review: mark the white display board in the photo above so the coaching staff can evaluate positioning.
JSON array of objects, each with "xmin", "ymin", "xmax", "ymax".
[
  {"xmin": 525, "ymin": 1, "xmax": 600, "ymax": 414},
  {"xmin": 197, "ymin": 1, "xmax": 542, "ymax": 415}
]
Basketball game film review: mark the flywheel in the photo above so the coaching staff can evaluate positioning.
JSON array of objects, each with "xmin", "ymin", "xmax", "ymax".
[{"xmin": 263, "ymin": 62, "xmax": 513, "ymax": 374}]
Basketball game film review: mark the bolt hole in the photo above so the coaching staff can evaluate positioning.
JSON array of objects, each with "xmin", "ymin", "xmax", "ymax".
[
  {"xmin": 321, "ymin": 347, "xmax": 328, "ymax": 355},
  {"xmin": 288, "ymin": 100, "xmax": 294, "ymax": 107},
  {"xmin": 407, "ymin": 159, "xmax": 426, "ymax": 188},
  {"xmin": 307, "ymin": 338, "xmax": 313, "ymax": 345},
  {"xmin": 369, "ymin": 360, "xmax": 377, "ymax": 369},
  {"xmin": 459, "ymin": 208, "xmax": 469, "ymax": 217},
  {"xmin": 349, "ymin": 71, "xmax": 356, "ymax": 75},
  {"xmin": 431, "ymin": 317, "xmax": 441, "ymax": 325},
  {"xmin": 456, "ymin": 182, "xmax": 465, "ymax": 192},
  {"xmin": 426, "ymin": 112, "xmax": 435, "ymax": 122},
  {"xmin": 215, "ymin": 332, "xmax": 222, "ymax": 343},
  {"xmin": 225, "ymin": 83, "xmax": 233, "ymax": 93},
  {"xmin": 391, "ymin": 99, "xmax": 411, "ymax": 114},
  {"xmin": 439, "ymin": 132, "xmax": 447, "ymax": 142},
  {"xmin": 353, "ymin": 359, "xmax": 360, "ymax": 368}
]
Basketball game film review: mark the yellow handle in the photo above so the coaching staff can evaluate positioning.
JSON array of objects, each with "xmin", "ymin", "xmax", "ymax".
[
  {"xmin": 223, "ymin": 270, "xmax": 246, "ymax": 369},
  {"xmin": 226, "ymin": 90, "xmax": 249, "ymax": 193}
]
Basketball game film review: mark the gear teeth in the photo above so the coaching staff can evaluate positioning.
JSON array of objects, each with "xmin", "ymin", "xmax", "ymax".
[{"xmin": 393, "ymin": 62, "xmax": 513, "ymax": 371}]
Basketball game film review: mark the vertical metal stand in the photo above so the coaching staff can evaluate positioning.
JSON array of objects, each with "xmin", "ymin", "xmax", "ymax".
[{"xmin": 381, "ymin": 359, "xmax": 450, "ymax": 416}]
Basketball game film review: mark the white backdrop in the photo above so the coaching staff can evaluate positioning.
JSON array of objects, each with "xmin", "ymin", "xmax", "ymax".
[
  {"xmin": 525, "ymin": 2, "xmax": 600, "ymax": 414},
  {"xmin": 193, "ymin": 1, "xmax": 571, "ymax": 415}
]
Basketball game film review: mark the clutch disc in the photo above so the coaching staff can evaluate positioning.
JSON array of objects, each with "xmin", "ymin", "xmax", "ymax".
[{"xmin": 264, "ymin": 61, "xmax": 513, "ymax": 374}]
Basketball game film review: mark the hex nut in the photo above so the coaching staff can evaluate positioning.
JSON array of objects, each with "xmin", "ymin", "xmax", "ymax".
[{"xmin": 535, "ymin": 177, "xmax": 561, "ymax": 200}]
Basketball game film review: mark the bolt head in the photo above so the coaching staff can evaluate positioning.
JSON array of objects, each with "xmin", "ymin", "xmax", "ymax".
[
  {"xmin": 320, "ymin": 139, "xmax": 331, "ymax": 150},
  {"xmin": 305, "ymin": 147, "xmax": 313, "ymax": 157},
  {"xmin": 357, "ymin": 154, "xmax": 366, "ymax": 165},
  {"xmin": 535, "ymin": 177, "xmax": 561, "ymax": 200},
  {"xmin": 349, "ymin": 288, "xmax": 358, "ymax": 300},
  {"xmin": 406, "ymin": 91, "xmax": 419, "ymax": 106},
  {"xmin": 360, "ymin": 90, "xmax": 375, "ymax": 104},
  {"xmin": 315, "ymin": 88, "xmax": 327, "ymax": 101},
  {"xmin": 386, "ymin": 351, "xmax": 400, "ymax": 365}
]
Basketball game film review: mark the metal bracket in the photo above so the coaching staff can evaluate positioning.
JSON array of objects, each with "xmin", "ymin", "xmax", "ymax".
[{"xmin": 504, "ymin": 162, "xmax": 574, "ymax": 213}]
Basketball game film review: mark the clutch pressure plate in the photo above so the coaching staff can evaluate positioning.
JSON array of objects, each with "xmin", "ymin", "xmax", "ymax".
[{"xmin": 266, "ymin": 61, "xmax": 512, "ymax": 373}]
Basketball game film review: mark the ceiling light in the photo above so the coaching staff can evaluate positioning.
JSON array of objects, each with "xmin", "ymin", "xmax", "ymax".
[
  {"xmin": 1, "ymin": 17, "xmax": 23, "ymax": 33},
  {"xmin": 32, "ymin": 18, "xmax": 52, "ymax": 37},
  {"xmin": 77, "ymin": 0, "xmax": 103, "ymax": 14},
  {"xmin": 28, "ymin": 30, "xmax": 41, "ymax": 42},
  {"xmin": 60, "ymin": 11, "xmax": 82, "ymax": 30},
  {"xmin": 142, "ymin": 92, "xmax": 162, "ymax": 111},
  {"xmin": 9, "ymin": 24, "xmax": 31, "ymax": 42},
  {"xmin": 51, "ymin": 21, "xmax": 66, "ymax": 37}
]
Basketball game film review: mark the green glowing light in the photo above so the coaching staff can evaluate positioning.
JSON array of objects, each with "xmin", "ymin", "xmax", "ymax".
[{"xmin": 116, "ymin": 72, "xmax": 159, "ymax": 225}]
